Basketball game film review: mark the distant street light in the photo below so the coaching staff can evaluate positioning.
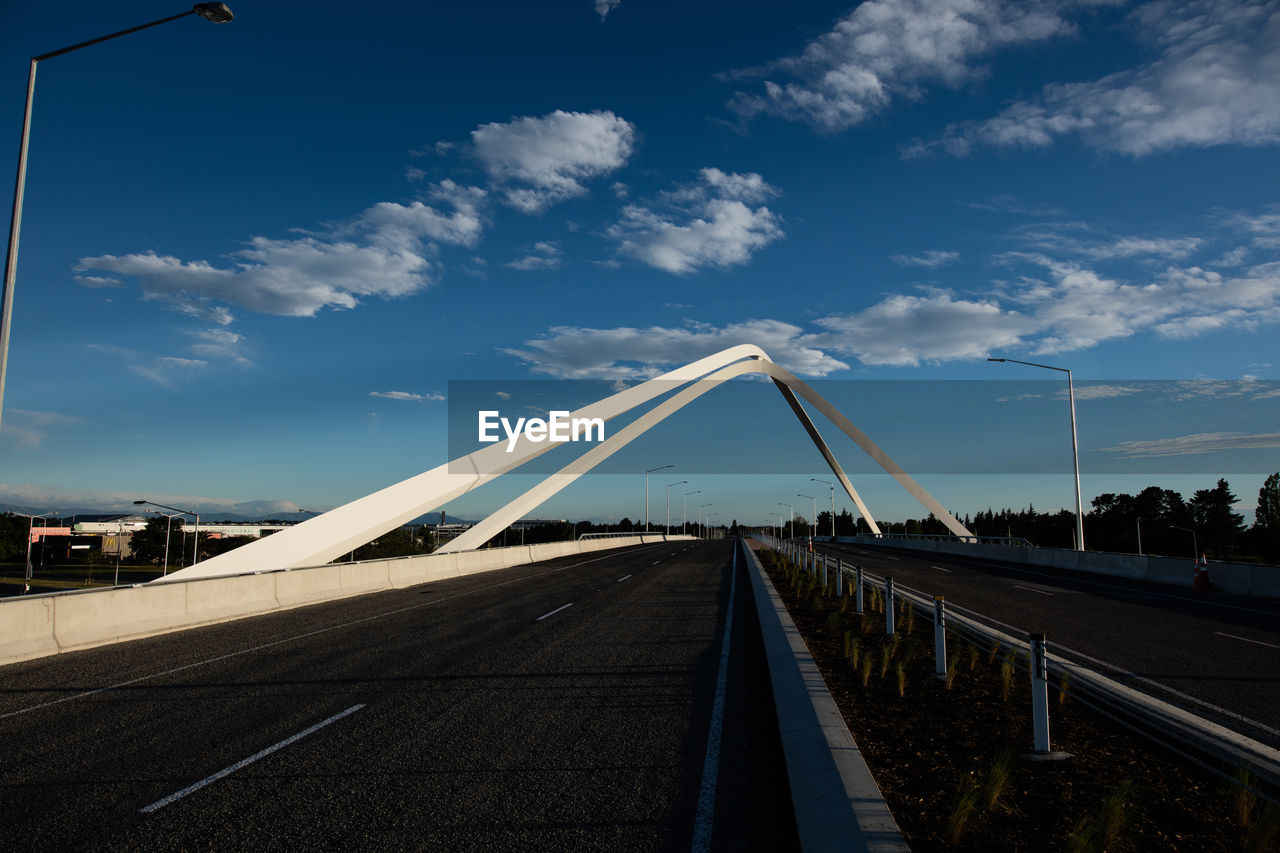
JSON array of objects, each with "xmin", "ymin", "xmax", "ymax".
[
  {"xmin": 643, "ymin": 465, "xmax": 673, "ymax": 532},
  {"xmin": 683, "ymin": 489, "xmax": 701, "ymax": 533},
  {"xmin": 1, "ymin": 4, "xmax": 236, "ymax": 432},
  {"xmin": 989, "ymin": 358, "xmax": 1084, "ymax": 552},
  {"xmin": 1170, "ymin": 525, "xmax": 1198, "ymax": 560},
  {"xmin": 665, "ymin": 480, "xmax": 686, "ymax": 533},
  {"xmin": 698, "ymin": 503, "xmax": 712, "ymax": 539},
  {"xmin": 134, "ymin": 500, "xmax": 200, "ymax": 565},
  {"xmin": 811, "ymin": 477, "xmax": 836, "ymax": 539},
  {"xmin": 140, "ymin": 509, "xmax": 183, "ymax": 576},
  {"xmin": 778, "ymin": 502, "xmax": 794, "ymax": 540},
  {"xmin": 798, "ymin": 493, "xmax": 816, "ymax": 544},
  {"xmin": 769, "ymin": 511, "xmax": 782, "ymax": 541}
]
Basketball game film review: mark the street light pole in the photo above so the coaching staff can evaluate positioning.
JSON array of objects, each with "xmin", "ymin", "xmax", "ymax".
[
  {"xmin": 988, "ymin": 358, "xmax": 1085, "ymax": 552},
  {"xmin": 1171, "ymin": 525, "xmax": 1198, "ymax": 560},
  {"xmin": 683, "ymin": 489, "xmax": 700, "ymax": 533},
  {"xmin": 665, "ymin": 480, "xmax": 686, "ymax": 534},
  {"xmin": 779, "ymin": 502, "xmax": 794, "ymax": 540},
  {"xmin": 643, "ymin": 465, "xmax": 673, "ymax": 533},
  {"xmin": 698, "ymin": 503, "xmax": 711, "ymax": 539},
  {"xmin": 798, "ymin": 493, "xmax": 816, "ymax": 545},
  {"xmin": 134, "ymin": 499, "xmax": 200, "ymax": 564},
  {"xmin": 0, "ymin": 4, "xmax": 235, "ymax": 432},
  {"xmin": 12, "ymin": 510, "xmax": 52, "ymax": 594},
  {"xmin": 812, "ymin": 477, "xmax": 835, "ymax": 539}
]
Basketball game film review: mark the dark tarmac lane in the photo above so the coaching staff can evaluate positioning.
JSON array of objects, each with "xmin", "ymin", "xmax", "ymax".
[
  {"xmin": 0, "ymin": 540, "xmax": 797, "ymax": 851},
  {"xmin": 811, "ymin": 539, "xmax": 1280, "ymax": 740}
]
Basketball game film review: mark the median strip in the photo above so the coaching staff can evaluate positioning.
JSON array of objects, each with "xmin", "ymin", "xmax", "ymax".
[{"xmin": 140, "ymin": 704, "xmax": 365, "ymax": 813}]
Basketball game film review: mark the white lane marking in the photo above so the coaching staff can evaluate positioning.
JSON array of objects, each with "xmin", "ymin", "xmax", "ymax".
[
  {"xmin": 691, "ymin": 543, "xmax": 737, "ymax": 853},
  {"xmin": 1, "ymin": 546, "xmax": 662, "ymax": 721},
  {"xmin": 536, "ymin": 603, "xmax": 574, "ymax": 622},
  {"xmin": 140, "ymin": 704, "xmax": 365, "ymax": 813},
  {"xmin": 652, "ymin": 560, "xmax": 662, "ymax": 566},
  {"xmin": 1014, "ymin": 585, "xmax": 1055, "ymax": 596},
  {"xmin": 1216, "ymin": 632, "xmax": 1280, "ymax": 650},
  {"xmin": 932, "ymin": 566, "xmax": 953, "ymax": 573},
  {"xmin": 885, "ymin": 555, "xmax": 900, "ymax": 561},
  {"xmin": 616, "ymin": 574, "xmax": 632, "ymax": 583}
]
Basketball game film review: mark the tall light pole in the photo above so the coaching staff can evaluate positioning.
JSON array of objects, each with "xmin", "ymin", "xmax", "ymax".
[
  {"xmin": 0, "ymin": 4, "xmax": 235, "ymax": 432},
  {"xmin": 12, "ymin": 510, "xmax": 53, "ymax": 593},
  {"xmin": 1170, "ymin": 525, "xmax": 1198, "ymax": 560},
  {"xmin": 698, "ymin": 503, "xmax": 712, "ymax": 539},
  {"xmin": 798, "ymin": 493, "xmax": 816, "ymax": 545},
  {"xmin": 779, "ymin": 502, "xmax": 793, "ymax": 540},
  {"xmin": 706, "ymin": 513, "xmax": 719, "ymax": 540},
  {"xmin": 989, "ymin": 358, "xmax": 1085, "ymax": 551},
  {"xmin": 141, "ymin": 509, "xmax": 183, "ymax": 576},
  {"xmin": 643, "ymin": 464, "xmax": 673, "ymax": 533},
  {"xmin": 769, "ymin": 511, "xmax": 782, "ymax": 542},
  {"xmin": 683, "ymin": 489, "xmax": 700, "ymax": 533},
  {"xmin": 665, "ymin": 480, "xmax": 687, "ymax": 533},
  {"xmin": 811, "ymin": 477, "xmax": 835, "ymax": 539},
  {"xmin": 134, "ymin": 499, "xmax": 200, "ymax": 565}
]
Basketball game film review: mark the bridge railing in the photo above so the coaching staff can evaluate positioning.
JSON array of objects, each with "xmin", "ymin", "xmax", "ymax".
[{"xmin": 755, "ymin": 534, "xmax": 1280, "ymax": 798}]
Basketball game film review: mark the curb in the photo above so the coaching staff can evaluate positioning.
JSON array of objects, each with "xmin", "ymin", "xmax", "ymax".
[{"xmin": 739, "ymin": 538, "xmax": 909, "ymax": 852}]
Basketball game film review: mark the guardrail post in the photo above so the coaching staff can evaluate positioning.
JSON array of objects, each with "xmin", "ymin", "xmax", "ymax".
[
  {"xmin": 933, "ymin": 596, "xmax": 947, "ymax": 676},
  {"xmin": 885, "ymin": 577, "xmax": 895, "ymax": 635},
  {"xmin": 821, "ymin": 553, "xmax": 828, "ymax": 587},
  {"xmin": 855, "ymin": 565, "xmax": 864, "ymax": 613},
  {"xmin": 1030, "ymin": 632, "xmax": 1051, "ymax": 753},
  {"xmin": 836, "ymin": 559, "xmax": 843, "ymax": 597}
]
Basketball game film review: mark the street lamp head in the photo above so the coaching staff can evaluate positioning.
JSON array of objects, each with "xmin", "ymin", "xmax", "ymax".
[
  {"xmin": 133, "ymin": 499, "xmax": 147, "ymax": 505},
  {"xmin": 193, "ymin": 3, "xmax": 235, "ymax": 23},
  {"xmin": 987, "ymin": 358, "xmax": 1006, "ymax": 362}
]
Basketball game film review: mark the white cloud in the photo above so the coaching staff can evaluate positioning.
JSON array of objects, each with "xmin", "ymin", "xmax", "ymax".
[
  {"xmin": 595, "ymin": 0, "xmax": 621, "ymax": 21},
  {"xmin": 0, "ymin": 482, "xmax": 315, "ymax": 517},
  {"xmin": 1101, "ymin": 431, "xmax": 1280, "ymax": 457},
  {"xmin": 506, "ymin": 241, "xmax": 563, "ymax": 271},
  {"xmin": 189, "ymin": 328, "xmax": 251, "ymax": 365},
  {"xmin": 608, "ymin": 168, "xmax": 784, "ymax": 274},
  {"xmin": 1066, "ymin": 384, "xmax": 1144, "ymax": 400},
  {"xmin": 368, "ymin": 391, "xmax": 446, "ymax": 402},
  {"xmin": 73, "ymin": 275, "xmax": 123, "ymax": 288},
  {"xmin": 892, "ymin": 250, "xmax": 960, "ymax": 267},
  {"xmin": 1012, "ymin": 223, "xmax": 1205, "ymax": 261},
  {"xmin": 471, "ymin": 110, "xmax": 636, "ymax": 213},
  {"xmin": 1, "ymin": 409, "xmax": 80, "ymax": 450},
  {"xmin": 729, "ymin": 0, "xmax": 1085, "ymax": 132},
  {"xmin": 915, "ymin": 0, "xmax": 1280, "ymax": 157},
  {"xmin": 812, "ymin": 292, "xmax": 1031, "ymax": 366},
  {"xmin": 505, "ymin": 319, "xmax": 848, "ymax": 380}
]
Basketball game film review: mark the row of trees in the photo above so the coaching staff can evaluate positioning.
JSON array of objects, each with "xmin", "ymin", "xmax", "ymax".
[{"xmin": 783, "ymin": 475, "xmax": 1279, "ymax": 562}]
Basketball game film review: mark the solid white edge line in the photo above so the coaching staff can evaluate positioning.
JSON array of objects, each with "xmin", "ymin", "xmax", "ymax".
[
  {"xmin": 536, "ymin": 603, "xmax": 574, "ymax": 622},
  {"xmin": 932, "ymin": 566, "xmax": 952, "ymax": 572},
  {"xmin": 1013, "ymin": 584, "xmax": 1055, "ymax": 596},
  {"xmin": 1215, "ymin": 632, "xmax": 1280, "ymax": 650},
  {"xmin": 690, "ymin": 541, "xmax": 737, "ymax": 853},
  {"xmin": 140, "ymin": 704, "xmax": 365, "ymax": 814},
  {"xmin": 616, "ymin": 574, "xmax": 632, "ymax": 583}
]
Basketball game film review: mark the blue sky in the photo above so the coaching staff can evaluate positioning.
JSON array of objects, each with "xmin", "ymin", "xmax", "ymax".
[{"xmin": 2, "ymin": 0, "xmax": 1278, "ymax": 528}]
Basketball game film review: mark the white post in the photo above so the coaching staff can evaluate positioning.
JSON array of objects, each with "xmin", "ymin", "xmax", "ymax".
[
  {"xmin": 855, "ymin": 565, "xmax": 864, "ymax": 613},
  {"xmin": 885, "ymin": 577, "xmax": 895, "ymax": 635},
  {"xmin": 933, "ymin": 596, "xmax": 947, "ymax": 676},
  {"xmin": 1030, "ymin": 633, "xmax": 1051, "ymax": 753},
  {"xmin": 836, "ymin": 559, "xmax": 843, "ymax": 596}
]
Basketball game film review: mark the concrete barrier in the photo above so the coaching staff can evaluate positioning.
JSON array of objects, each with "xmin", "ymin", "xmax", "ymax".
[
  {"xmin": 835, "ymin": 536, "xmax": 1277, "ymax": 598},
  {"xmin": 0, "ymin": 535, "xmax": 693, "ymax": 667}
]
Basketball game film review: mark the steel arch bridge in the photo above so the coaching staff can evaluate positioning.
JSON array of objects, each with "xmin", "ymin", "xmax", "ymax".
[{"xmin": 158, "ymin": 345, "xmax": 972, "ymax": 582}]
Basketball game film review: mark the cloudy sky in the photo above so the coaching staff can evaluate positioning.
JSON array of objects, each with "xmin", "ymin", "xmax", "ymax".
[{"xmin": 2, "ymin": 0, "xmax": 1278, "ymax": 526}]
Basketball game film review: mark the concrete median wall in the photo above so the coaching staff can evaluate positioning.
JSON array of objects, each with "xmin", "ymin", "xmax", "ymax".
[
  {"xmin": 0, "ymin": 535, "xmax": 694, "ymax": 667},
  {"xmin": 835, "ymin": 536, "xmax": 1280, "ymax": 598}
]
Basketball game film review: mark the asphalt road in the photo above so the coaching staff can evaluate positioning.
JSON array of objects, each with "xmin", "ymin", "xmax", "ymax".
[
  {"xmin": 809, "ymin": 540, "xmax": 1280, "ymax": 741},
  {"xmin": 0, "ymin": 540, "xmax": 797, "ymax": 851}
]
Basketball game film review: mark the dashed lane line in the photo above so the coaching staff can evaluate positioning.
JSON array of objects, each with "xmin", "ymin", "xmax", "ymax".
[{"xmin": 536, "ymin": 603, "xmax": 574, "ymax": 622}]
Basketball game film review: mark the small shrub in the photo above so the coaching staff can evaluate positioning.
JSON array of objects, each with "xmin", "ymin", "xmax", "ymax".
[
  {"xmin": 1000, "ymin": 655, "xmax": 1015, "ymax": 702},
  {"xmin": 860, "ymin": 653, "xmax": 873, "ymax": 687},
  {"xmin": 880, "ymin": 646, "xmax": 893, "ymax": 679},
  {"xmin": 1058, "ymin": 671, "xmax": 1072, "ymax": 705},
  {"xmin": 968, "ymin": 644, "xmax": 979, "ymax": 671},
  {"xmin": 843, "ymin": 629, "xmax": 854, "ymax": 658},
  {"xmin": 988, "ymin": 639, "xmax": 1002, "ymax": 664},
  {"xmin": 1235, "ymin": 768, "xmax": 1259, "ymax": 829},
  {"xmin": 1065, "ymin": 816, "xmax": 1098, "ymax": 853},
  {"xmin": 981, "ymin": 747, "xmax": 1017, "ymax": 810},
  {"xmin": 1099, "ymin": 780, "xmax": 1134, "ymax": 849},
  {"xmin": 849, "ymin": 637, "xmax": 861, "ymax": 669},
  {"xmin": 824, "ymin": 611, "xmax": 841, "ymax": 635},
  {"xmin": 945, "ymin": 777, "xmax": 981, "ymax": 845},
  {"xmin": 904, "ymin": 601, "xmax": 915, "ymax": 634},
  {"xmin": 1246, "ymin": 803, "xmax": 1280, "ymax": 853},
  {"xmin": 945, "ymin": 654, "xmax": 959, "ymax": 689},
  {"xmin": 896, "ymin": 661, "xmax": 906, "ymax": 698}
]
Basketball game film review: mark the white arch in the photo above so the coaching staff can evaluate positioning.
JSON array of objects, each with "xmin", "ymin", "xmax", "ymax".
[{"xmin": 159, "ymin": 345, "xmax": 971, "ymax": 582}]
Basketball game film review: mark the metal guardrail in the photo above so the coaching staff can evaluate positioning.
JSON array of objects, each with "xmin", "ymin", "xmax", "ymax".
[{"xmin": 758, "ymin": 535, "xmax": 1280, "ymax": 803}]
